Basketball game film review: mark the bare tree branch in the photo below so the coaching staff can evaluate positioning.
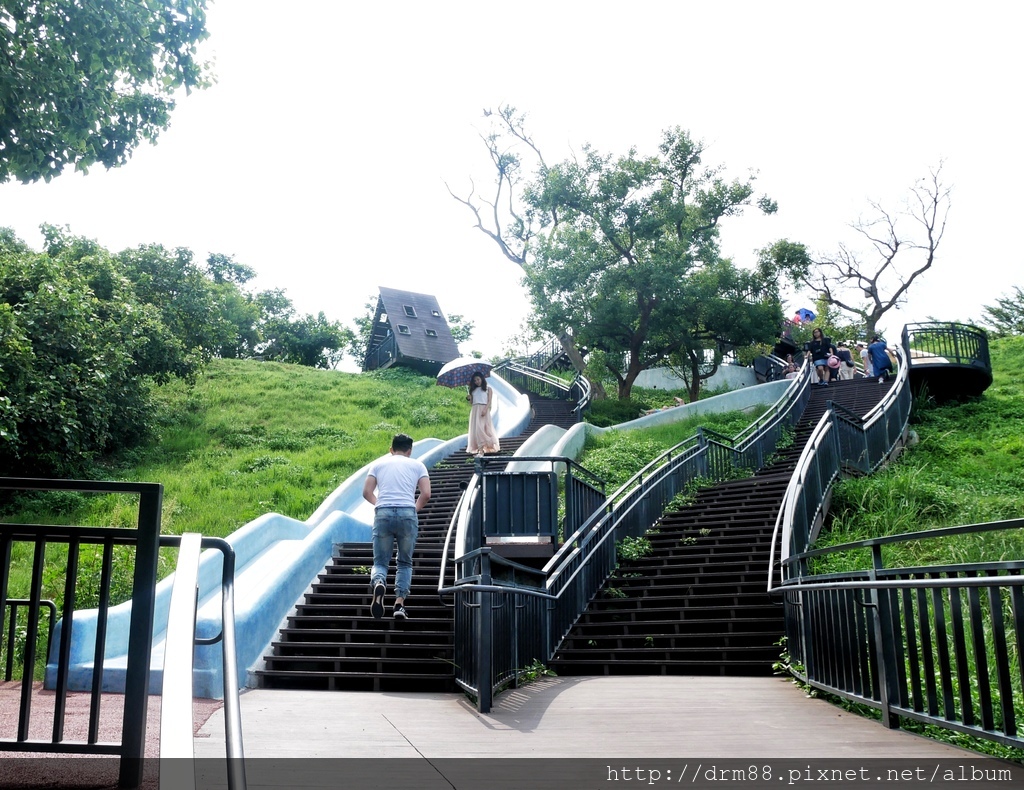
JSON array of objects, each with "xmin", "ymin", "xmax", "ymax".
[{"xmin": 801, "ymin": 162, "xmax": 951, "ymax": 337}]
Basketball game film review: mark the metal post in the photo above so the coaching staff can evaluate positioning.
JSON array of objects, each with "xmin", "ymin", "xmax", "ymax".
[
  {"xmin": 477, "ymin": 550, "xmax": 493, "ymax": 714},
  {"xmin": 870, "ymin": 544, "xmax": 901, "ymax": 729},
  {"xmin": 119, "ymin": 484, "xmax": 163, "ymax": 790}
]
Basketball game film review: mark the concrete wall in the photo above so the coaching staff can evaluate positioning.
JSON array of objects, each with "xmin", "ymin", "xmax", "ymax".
[{"xmin": 634, "ymin": 364, "xmax": 758, "ymax": 393}]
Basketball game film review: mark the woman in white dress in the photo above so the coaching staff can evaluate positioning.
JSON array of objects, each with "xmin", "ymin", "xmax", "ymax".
[{"xmin": 466, "ymin": 372, "xmax": 500, "ymax": 455}]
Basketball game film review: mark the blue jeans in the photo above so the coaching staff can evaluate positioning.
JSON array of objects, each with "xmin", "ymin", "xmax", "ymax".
[{"xmin": 371, "ymin": 507, "xmax": 418, "ymax": 599}]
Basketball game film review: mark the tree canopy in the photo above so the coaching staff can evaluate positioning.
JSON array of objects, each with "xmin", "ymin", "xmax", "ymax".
[
  {"xmin": 0, "ymin": 0, "xmax": 211, "ymax": 184},
  {"xmin": 451, "ymin": 108, "xmax": 793, "ymax": 399},
  {"xmin": 982, "ymin": 286, "xmax": 1024, "ymax": 338},
  {"xmin": 0, "ymin": 226, "xmax": 349, "ymax": 476}
]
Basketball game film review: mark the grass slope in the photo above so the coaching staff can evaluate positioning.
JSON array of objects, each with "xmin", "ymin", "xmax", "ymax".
[
  {"xmin": 4, "ymin": 360, "xmax": 470, "ymax": 537},
  {"xmin": 820, "ymin": 335, "xmax": 1024, "ymax": 563}
]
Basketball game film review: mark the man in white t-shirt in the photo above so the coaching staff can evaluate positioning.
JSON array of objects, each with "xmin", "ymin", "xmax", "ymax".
[{"xmin": 362, "ymin": 434, "xmax": 431, "ymax": 620}]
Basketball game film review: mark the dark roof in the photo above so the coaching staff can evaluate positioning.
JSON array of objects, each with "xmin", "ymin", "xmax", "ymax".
[{"xmin": 374, "ymin": 286, "xmax": 460, "ymax": 366}]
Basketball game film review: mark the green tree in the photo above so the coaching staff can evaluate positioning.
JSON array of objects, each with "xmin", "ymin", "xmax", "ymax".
[
  {"xmin": 254, "ymin": 290, "xmax": 351, "ymax": 369},
  {"xmin": 0, "ymin": 237, "xmax": 163, "ymax": 475},
  {"xmin": 981, "ymin": 286, "xmax": 1024, "ymax": 337},
  {"xmin": 452, "ymin": 111, "xmax": 787, "ymax": 399},
  {"xmin": 345, "ymin": 293, "xmax": 379, "ymax": 365},
  {"xmin": 42, "ymin": 226, "xmax": 228, "ymax": 381},
  {"xmin": 206, "ymin": 253, "xmax": 256, "ymax": 286},
  {"xmin": 0, "ymin": 0, "xmax": 212, "ymax": 184},
  {"xmin": 261, "ymin": 311, "xmax": 351, "ymax": 369},
  {"xmin": 446, "ymin": 313, "xmax": 474, "ymax": 348},
  {"xmin": 659, "ymin": 260, "xmax": 792, "ymax": 402},
  {"xmin": 204, "ymin": 253, "xmax": 261, "ymax": 359}
]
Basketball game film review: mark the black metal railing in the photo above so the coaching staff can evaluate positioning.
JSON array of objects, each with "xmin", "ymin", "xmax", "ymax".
[
  {"xmin": 754, "ymin": 353, "xmax": 791, "ymax": 383},
  {"xmin": 518, "ymin": 335, "xmax": 567, "ymax": 371},
  {"xmin": 442, "ymin": 360, "xmax": 815, "ymax": 711},
  {"xmin": 767, "ymin": 345, "xmax": 912, "ymax": 581},
  {"xmin": 0, "ymin": 478, "xmax": 246, "ymax": 789},
  {"xmin": 493, "ymin": 360, "xmax": 591, "ymax": 421},
  {"xmin": 762, "ymin": 340, "xmax": 1024, "ymax": 751},
  {"xmin": 3, "ymin": 598, "xmax": 56, "ymax": 682},
  {"xmin": 0, "ymin": 478, "xmax": 162, "ymax": 789},
  {"xmin": 903, "ymin": 321, "xmax": 991, "ymax": 370},
  {"xmin": 778, "ymin": 520, "xmax": 1024, "ymax": 750}
]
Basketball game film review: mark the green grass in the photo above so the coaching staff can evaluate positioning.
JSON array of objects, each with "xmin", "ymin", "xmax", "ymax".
[
  {"xmin": 3, "ymin": 360, "xmax": 470, "ymax": 537},
  {"xmin": 578, "ymin": 405, "xmax": 768, "ymax": 491},
  {"xmin": 816, "ymin": 335, "xmax": 1024, "ymax": 566},
  {"xmin": 586, "ymin": 383, "xmax": 733, "ymax": 427},
  {"xmin": 0, "ymin": 361, "xmax": 470, "ymax": 618},
  {"xmin": 802, "ymin": 335, "xmax": 1024, "ymax": 760}
]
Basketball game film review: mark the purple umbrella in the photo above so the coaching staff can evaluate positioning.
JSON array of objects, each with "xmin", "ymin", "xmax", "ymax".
[{"xmin": 436, "ymin": 357, "xmax": 494, "ymax": 388}]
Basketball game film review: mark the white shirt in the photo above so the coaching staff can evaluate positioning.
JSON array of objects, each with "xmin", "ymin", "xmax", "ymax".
[{"xmin": 366, "ymin": 453, "xmax": 428, "ymax": 509}]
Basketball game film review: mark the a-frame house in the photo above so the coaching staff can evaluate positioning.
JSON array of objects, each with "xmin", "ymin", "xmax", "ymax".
[{"xmin": 361, "ymin": 286, "xmax": 461, "ymax": 376}]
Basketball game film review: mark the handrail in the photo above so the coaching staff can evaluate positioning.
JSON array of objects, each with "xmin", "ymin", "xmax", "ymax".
[
  {"xmin": 492, "ymin": 359, "xmax": 592, "ymax": 420},
  {"xmin": 436, "ymin": 359, "xmax": 597, "ymax": 600},
  {"xmin": 3, "ymin": 599, "xmax": 56, "ymax": 681},
  {"xmin": 160, "ymin": 534, "xmax": 203, "ymax": 765},
  {"xmin": 774, "ymin": 515, "xmax": 1024, "ymax": 750},
  {"xmin": 158, "ymin": 535, "xmax": 246, "ymax": 790},
  {"xmin": 437, "ymin": 474, "xmax": 479, "ymax": 603},
  {"xmin": 0, "ymin": 477, "xmax": 163, "ymax": 789},
  {"xmin": 765, "ymin": 412, "xmax": 839, "ymax": 593},
  {"xmin": 766, "ymin": 345, "xmax": 912, "ymax": 590},
  {"xmin": 443, "ymin": 357, "xmax": 814, "ymax": 710}
]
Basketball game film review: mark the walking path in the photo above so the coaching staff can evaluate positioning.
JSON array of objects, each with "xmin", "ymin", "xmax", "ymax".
[{"xmin": 189, "ymin": 676, "xmax": 1007, "ymax": 789}]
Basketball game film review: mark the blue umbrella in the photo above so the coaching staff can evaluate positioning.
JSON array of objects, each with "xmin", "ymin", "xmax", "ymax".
[
  {"xmin": 795, "ymin": 307, "xmax": 816, "ymax": 323},
  {"xmin": 436, "ymin": 357, "xmax": 494, "ymax": 388}
]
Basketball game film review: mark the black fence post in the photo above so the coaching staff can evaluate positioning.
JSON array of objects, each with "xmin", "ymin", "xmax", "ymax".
[
  {"xmin": 477, "ymin": 550, "xmax": 493, "ymax": 714},
  {"xmin": 869, "ymin": 544, "xmax": 901, "ymax": 729},
  {"xmin": 118, "ymin": 483, "xmax": 163, "ymax": 789}
]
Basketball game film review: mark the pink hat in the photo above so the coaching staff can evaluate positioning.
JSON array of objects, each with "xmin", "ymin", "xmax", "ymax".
[{"xmin": 827, "ymin": 355, "xmax": 841, "ymax": 369}]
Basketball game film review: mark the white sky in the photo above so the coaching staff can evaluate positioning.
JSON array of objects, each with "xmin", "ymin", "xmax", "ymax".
[{"xmin": 2, "ymin": 0, "xmax": 1020, "ymax": 369}]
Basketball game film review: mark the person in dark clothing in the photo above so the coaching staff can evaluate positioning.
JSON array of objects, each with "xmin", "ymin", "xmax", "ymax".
[
  {"xmin": 868, "ymin": 336, "xmax": 894, "ymax": 383},
  {"xmin": 805, "ymin": 327, "xmax": 836, "ymax": 386}
]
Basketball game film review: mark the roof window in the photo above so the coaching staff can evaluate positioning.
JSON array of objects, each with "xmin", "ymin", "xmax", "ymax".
[{"xmin": 397, "ymin": 324, "xmax": 411, "ymax": 335}]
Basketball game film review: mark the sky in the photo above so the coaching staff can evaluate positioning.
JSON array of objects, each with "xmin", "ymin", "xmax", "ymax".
[{"xmin": 1, "ymin": 1, "xmax": 1021, "ymax": 370}]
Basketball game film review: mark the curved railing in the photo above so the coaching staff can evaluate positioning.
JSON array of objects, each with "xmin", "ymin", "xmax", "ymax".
[
  {"xmin": 767, "ymin": 344, "xmax": 912, "ymax": 589},
  {"xmin": 776, "ymin": 519, "xmax": 1024, "ymax": 751},
  {"xmin": 762, "ymin": 335, "xmax": 1023, "ymax": 752},
  {"xmin": 441, "ymin": 358, "xmax": 814, "ymax": 711},
  {"xmin": 902, "ymin": 321, "xmax": 990, "ymax": 369},
  {"xmin": 494, "ymin": 359, "xmax": 591, "ymax": 421}
]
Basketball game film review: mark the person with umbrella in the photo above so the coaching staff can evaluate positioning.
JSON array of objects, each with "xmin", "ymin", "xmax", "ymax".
[{"xmin": 466, "ymin": 370, "xmax": 500, "ymax": 456}]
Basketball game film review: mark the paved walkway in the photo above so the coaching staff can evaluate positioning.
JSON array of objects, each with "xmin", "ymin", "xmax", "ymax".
[
  {"xmin": 189, "ymin": 676, "xmax": 1001, "ymax": 789},
  {"xmin": 5, "ymin": 677, "xmax": 1017, "ymax": 789},
  {"xmin": 196, "ymin": 675, "xmax": 972, "ymax": 759}
]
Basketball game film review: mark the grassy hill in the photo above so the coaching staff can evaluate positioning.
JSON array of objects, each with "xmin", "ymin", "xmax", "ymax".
[
  {"xmin": 6, "ymin": 336, "xmax": 1022, "ymax": 551},
  {"xmin": 819, "ymin": 335, "xmax": 1024, "ymax": 564},
  {"xmin": 4, "ymin": 361, "xmax": 471, "ymax": 536}
]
